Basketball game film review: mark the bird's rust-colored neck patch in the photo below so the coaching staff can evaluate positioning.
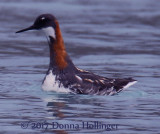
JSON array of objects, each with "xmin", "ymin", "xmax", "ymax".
[{"xmin": 51, "ymin": 20, "xmax": 68, "ymax": 70}]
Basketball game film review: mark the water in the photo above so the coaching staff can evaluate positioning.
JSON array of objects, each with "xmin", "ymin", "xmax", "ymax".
[{"xmin": 0, "ymin": 0, "xmax": 160, "ymax": 133}]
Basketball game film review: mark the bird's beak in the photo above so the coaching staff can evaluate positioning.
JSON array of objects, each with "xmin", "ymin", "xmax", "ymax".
[{"xmin": 16, "ymin": 25, "xmax": 36, "ymax": 33}]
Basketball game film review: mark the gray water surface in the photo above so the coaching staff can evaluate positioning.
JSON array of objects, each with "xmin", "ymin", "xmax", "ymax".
[{"xmin": 0, "ymin": 0, "xmax": 160, "ymax": 134}]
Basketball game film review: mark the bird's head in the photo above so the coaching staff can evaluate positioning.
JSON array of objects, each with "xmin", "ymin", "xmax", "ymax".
[{"xmin": 16, "ymin": 14, "xmax": 57, "ymax": 39}]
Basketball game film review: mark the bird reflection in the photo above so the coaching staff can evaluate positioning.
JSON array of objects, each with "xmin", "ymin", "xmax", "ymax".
[
  {"xmin": 47, "ymin": 101, "xmax": 66, "ymax": 119},
  {"xmin": 44, "ymin": 94, "xmax": 70, "ymax": 134}
]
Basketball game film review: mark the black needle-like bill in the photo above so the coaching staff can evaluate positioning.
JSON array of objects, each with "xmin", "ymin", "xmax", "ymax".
[{"xmin": 16, "ymin": 25, "xmax": 35, "ymax": 33}]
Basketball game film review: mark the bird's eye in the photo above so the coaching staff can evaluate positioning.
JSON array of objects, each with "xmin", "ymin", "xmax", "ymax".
[{"xmin": 41, "ymin": 17, "xmax": 45, "ymax": 21}]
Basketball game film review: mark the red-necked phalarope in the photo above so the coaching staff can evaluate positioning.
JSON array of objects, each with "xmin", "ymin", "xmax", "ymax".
[{"xmin": 16, "ymin": 14, "xmax": 137, "ymax": 96}]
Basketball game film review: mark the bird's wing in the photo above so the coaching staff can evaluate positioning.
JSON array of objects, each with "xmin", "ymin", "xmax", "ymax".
[{"xmin": 69, "ymin": 68, "xmax": 136, "ymax": 95}]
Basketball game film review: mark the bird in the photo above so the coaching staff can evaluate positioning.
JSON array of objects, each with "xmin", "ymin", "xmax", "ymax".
[{"xmin": 16, "ymin": 14, "xmax": 137, "ymax": 96}]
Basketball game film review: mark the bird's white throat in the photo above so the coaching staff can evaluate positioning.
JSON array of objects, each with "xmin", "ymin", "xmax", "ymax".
[{"xmin": 42, "ymin": 27, "xmax": 56, "ymax": 39}]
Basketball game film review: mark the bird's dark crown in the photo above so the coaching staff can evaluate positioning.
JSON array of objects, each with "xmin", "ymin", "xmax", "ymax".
[{"xmin": 34, "ymin": 14, "xmax": 57, "ymax": 29}]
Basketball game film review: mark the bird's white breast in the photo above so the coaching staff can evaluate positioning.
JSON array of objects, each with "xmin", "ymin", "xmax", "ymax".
[{"xmin": 42, "ymin": 70, "xmax": 70, "ymax": 93}]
